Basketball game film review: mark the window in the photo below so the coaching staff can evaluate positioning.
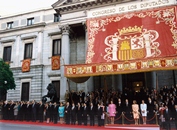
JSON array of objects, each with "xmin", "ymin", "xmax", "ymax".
[
  {"xmin": 27, "ymin": 18, "xmax": 34, "ymax": 26},
  {"xmin": 54, "ymin": 14, "xmax": 60, "ymax": 22},
  {"xmin": 52, "ymin": 39, "xmax": 61, "ymax": 56},
  {"xmin": 24, "ymin": 43, "xmax": 33, "ymax": 59},
  {"xmin": 7, "ymin": 22, "xmax": 13, "ymax": 29},
  {"xmin": 3, "ymin": 46, "xmax": 12, "ymax": 62},
  {"xmin": 21, "ymin": 82, "xmax": 30, "ymax": 101}
]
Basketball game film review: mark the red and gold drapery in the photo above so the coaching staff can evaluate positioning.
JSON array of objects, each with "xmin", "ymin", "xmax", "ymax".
[
  {"xmin": 51, "ymin": 56, "xmax": 60, "ymax": 70},
  {"xmin": 65, "ymin": 5, "xmax": 177, "ymax": 78},
  {"xmin": 22, "ymin": 59, "xmax": 31, "ymax": 72}
]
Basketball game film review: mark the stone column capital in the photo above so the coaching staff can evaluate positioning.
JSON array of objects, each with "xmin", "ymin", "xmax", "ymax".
[{"xmin": 59, "ymin": 24, "xmax": 70, "ymax": 34}]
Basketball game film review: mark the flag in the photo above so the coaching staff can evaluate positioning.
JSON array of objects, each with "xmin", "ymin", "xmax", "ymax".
[
  {"xmin": 51, "ymin": 56, "xmax": 60, "ymax": 70},
  {"xmin": 22, "ymin": 59, "xmax": 31, "ymax": 72}
]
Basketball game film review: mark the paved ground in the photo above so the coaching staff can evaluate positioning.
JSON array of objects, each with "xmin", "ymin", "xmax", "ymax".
[
  {"xmin": 0, "ymin": 120, "xmax": 176, "ymax": 130},
  {"xmin": 0, "ymin": 122, "xmax": 92, "ymax": 130}
]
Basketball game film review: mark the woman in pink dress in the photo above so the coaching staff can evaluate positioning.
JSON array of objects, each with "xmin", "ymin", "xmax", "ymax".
[
  {"xmin": 132, "ymin": 100, "xmax": 139, "ymax": 125},
  {"xmin": 108, "ymin": 100, "xmax": 116, "ymax": 124}
]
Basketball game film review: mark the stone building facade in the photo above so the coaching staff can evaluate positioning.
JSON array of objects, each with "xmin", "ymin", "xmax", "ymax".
[{"xmin": 0, "ymin": 0, "xmax": 177, "ymax": 101}]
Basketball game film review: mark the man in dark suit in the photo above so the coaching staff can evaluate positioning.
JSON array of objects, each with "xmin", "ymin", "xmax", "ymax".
[
  {"xmin": 82, "ymin": 102, "xmax": 88, "ymax": 126},
  {"xmin": 97, "ymin": 103, "xmax": 103, "ymax": 126},
  {"xmin": 18, "ymin": 101, "xmax": 25, "ymax": 121},
  {"xmin": 25, "ymin": 101, "xmax": 32, "ymax": 121},
  {"xmin": 164, "ymin": 105, "xmax": 172, "ymax": 130},
  {"xmin": 8, "ymin": 101, "xmax": 15, "ymax": 120},
  {"xmin": 89, "ymin": 102, "xmax": 95, "ymax": 126},
  {"xmin": 48, "ymin": 102, "xmax": 53, "ymax": 122},
  {"xmin": 76, "ymin": 102, "xmax": 82, "ymax": 125},
  {"xmin": 38, "ymin": 101, "xmax": 44, "ymax": 122},
  {"xmin": 2, "ymin": 100, "xmax": 9, "ymax": 120},
  {"xmin": 173, "ymin": 105, "xmax": 177, "ymax": 129},
  {"xmin": 123, "ymin": 99, "xmax": 132, "ymax": 124},
  {"xmin": 147, "ymin": 97, "xmax": 154, "ymax": 124},
  {"xmin": 65, "ymin": 102, "xmax": 71, "ymax": 124},
  {"xmin": 53, "ymin": 102, "xmax": 58, "ymax": 124},
  {"xmin": 21, "ymin": 101, "xmax": 26, "ymax": 121},
  {"xmin": 31, "ymin": 100, "xmax": 37, "ymax": 122},
  {"xmin": 116, "ymin": 98, "xmax": 123, "ymax": 124},
  {"xmin": 71, "ymin": 102, "xmax": 76, "ymax": 125}
]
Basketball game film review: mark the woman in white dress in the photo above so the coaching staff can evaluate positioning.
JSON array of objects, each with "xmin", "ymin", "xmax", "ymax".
[{"xmin": 140, "ymin": 100, "xmax": 147, "ymax": 124}]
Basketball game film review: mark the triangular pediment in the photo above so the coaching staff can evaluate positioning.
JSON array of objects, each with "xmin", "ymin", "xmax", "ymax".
[
  {"xmin": 52, "ymin": 0, "xmax": 67, "ymax": 8},
  {"xmin": 51, "ymin": 0, "xmax": 139, "ymax": 15},
  {"xmin": 52, "ymin": 0, "xmax": 95, "ymax": 9}
]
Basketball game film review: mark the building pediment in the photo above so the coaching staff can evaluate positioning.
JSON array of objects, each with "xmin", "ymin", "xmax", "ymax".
[{"xmin": 52, "ymin": 0, "xmax": 131, "ymax": 15}]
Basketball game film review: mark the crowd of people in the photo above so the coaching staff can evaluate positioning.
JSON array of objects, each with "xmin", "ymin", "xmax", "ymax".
[{"xmin": 0, "ymin": 85, "xmax": 177, "ymax": 130}]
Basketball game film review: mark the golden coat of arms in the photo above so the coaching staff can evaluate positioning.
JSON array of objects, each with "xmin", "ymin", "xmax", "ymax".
[{"xmin": 104, "ymin": 26, "xmax": 160, "ymax": 62}]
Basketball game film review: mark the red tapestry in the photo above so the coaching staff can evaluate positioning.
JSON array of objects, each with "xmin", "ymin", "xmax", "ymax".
[
  {"xmin": 52, "ymin": 56, "xmax": 60, "ymax": 70},
  {"xmin": 86, "ymin": 6, "xmax": 177, "ymax": 64},
  {"xmin": 22, "ymin": 59, "xmax": 31, "ymax": 72}
]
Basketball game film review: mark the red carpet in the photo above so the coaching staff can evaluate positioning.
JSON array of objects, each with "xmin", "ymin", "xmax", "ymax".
[{"xmin": 105, "ymin": 124, "xmax": 160, "ymax": 130}]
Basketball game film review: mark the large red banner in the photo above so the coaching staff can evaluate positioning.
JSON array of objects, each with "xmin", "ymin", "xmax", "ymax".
[
  {"xmin": 86, "ymin": 6, "xmax": 177, "ymax": 64},
  {"xmin": 64, "ymin": 6, "xmax": 177, "ymax": 78}
]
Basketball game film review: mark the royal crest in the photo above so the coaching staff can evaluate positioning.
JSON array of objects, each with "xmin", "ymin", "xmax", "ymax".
[{"xmin": 104, "ymin": 26, "xmax": 160, "ymax": 62}]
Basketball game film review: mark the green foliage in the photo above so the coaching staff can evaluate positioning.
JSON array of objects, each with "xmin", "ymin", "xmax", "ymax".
[{"xmin": 0, "ymin": 58, "xmax": 16, "ymax": 90}]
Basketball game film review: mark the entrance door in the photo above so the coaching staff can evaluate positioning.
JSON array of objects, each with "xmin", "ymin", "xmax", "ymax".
[
  {"xmin": 52, "ymin": 81, "xmax": 60, "ymax": 102},
  {"xmin": 122, "ymin": 72, "xmax": 145, "ymax": 92},
  {"xmin": 21, "ymin": 82, "xmax": 30, "ymax": 101}
]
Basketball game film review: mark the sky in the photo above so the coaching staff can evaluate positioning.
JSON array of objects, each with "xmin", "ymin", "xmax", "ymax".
[{"xmin": 0, "ymin": 0, "xmax": 58, "ymax": 17}]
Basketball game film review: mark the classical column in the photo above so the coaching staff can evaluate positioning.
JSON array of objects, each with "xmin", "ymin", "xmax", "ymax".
[
  {"xmin": 151, "ymin": 71, "xmax": 157, "ymax": 90},
  {"xmin": 112, "ymin": 75, "xmax": 115, "ymax": 90},
  {"xmin": 37, "ymin": 31, "xmax": 43, "ymax": 64},
  {"xmin": 60, "ymin": 24, "xmax": 70, "ymax": 101},
  {"xmin": 15, "ymin": 35, "xmax": 20, "ymax": 67},
  {"xmin": 117, "ymin": 75, "xmax": 123, "ymax": 92},
  {"xmin": 145, "ymin": 72, "xmax": 157, "ymax": 90},
  {"xmin": 83, "ymin": 22, "xmax": 88, "ymax": 57}
]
